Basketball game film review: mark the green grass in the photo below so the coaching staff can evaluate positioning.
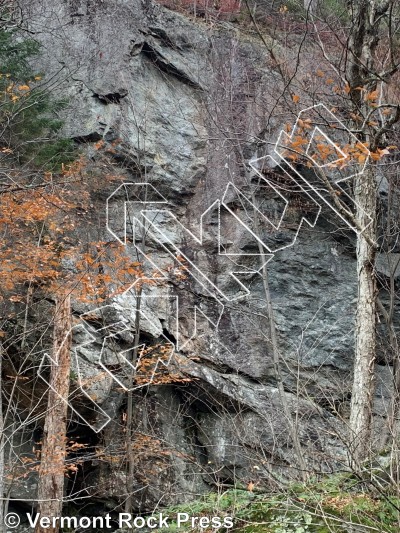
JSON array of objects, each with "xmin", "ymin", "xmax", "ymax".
[{"xmin": 151, "ymin": 471, "xmax": 400, "ymax": 532}]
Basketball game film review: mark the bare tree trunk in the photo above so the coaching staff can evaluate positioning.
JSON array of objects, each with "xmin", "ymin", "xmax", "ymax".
[
  {"xmin": 349, "ymin": 169, "xmax": 377, "ymax": 466},
  {"xmin": 124, "ymin": 287, "xmax": 142, "ymax": 513},
  {"xmin": 304, "ymin": 0, "xmax": 317, "ymax": 17},
  {"xmin": 124, "ymin": 184, "xmax": 147, "ymax": 512},
  {"xmin": 251, "ymin": 189, "xmax": 308, "ymax": 480},
  {"xmin": 345, "ymin": 0, "xmax": 383, "ymax": 467},
  {"xmin": 35, "ymin": 294, "xmax": 71, "ymax": 533}
]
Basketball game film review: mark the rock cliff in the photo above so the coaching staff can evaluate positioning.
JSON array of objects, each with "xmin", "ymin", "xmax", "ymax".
[{"xmin": 8, "ymin": 0, "xmax": 396, "ymax": 515}]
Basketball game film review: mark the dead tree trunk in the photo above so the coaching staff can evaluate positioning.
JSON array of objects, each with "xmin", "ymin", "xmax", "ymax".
[
  {"xmin": 124, "ymin": 287, "xmax": 142, "ymax": 513},
  {"xmin": 35, "ymin": 294, "xmax": 71, "ymax": 533},
  {"xmin": 251, "ymin": 187, "xmax": 308, "ymax": 480}
]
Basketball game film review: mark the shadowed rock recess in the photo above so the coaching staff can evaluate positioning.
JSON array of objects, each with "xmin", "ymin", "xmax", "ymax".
[{"xmin": 8, "ymin": 0, "xmax": 398, "ymax": 517}]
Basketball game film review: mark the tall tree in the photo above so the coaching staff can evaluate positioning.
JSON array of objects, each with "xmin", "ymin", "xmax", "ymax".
[
  {"xmin": 35, "ymin": 294, "xmax": 72, "ymax": 533},
  {"xmin": 244, "ymin": 0, "xmax": 400, "ymax": 466},
  {"xmin": 345, "ymin": 0, "xmax": 399, "ymax": 465}
]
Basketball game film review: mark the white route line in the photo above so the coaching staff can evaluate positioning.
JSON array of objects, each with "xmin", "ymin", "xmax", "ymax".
[
  {"xmin": 271, "ymin": 103, "xmax": 372, "ymax": 234},
  {"xmin": 38, "ymin": 104, "xmax": 372, "ymax": 432}
]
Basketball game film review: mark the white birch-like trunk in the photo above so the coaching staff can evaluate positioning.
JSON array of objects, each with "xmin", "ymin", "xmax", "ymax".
[{"xmin": 349, "ymin": 169, "xmax": 377, "ymax": 465}]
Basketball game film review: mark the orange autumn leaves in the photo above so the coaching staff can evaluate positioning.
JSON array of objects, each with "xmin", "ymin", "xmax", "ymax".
[
  {"xmin": 73, "ymin": 243, "xmax": 164, "ymax": 303},
  {"xmin": 0, "ymin": 186, "xmax": 158, "ymax": 303},
  {"xmin": 282, "ymin": 117, "xmax": 393, "ymax": 168},
  {"xmin": 292, "ymin": 70, "xmax": 390, "ymax": 111},
  {"xmin": 0, "ymin": 189, "xmax": 76, "ymax": 292},
  {"xmin": 135, "ymin": 343, "xmax": 192, "ymax": 386}
]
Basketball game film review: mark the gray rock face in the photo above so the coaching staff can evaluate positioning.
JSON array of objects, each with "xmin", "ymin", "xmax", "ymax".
[{"xmin": 10, "ymin": 0, "xmax": 396, "ymax": 514}]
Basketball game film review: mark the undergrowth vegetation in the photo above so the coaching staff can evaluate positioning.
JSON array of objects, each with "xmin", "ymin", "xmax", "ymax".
[{"xmin": 158, "ymin": 471, "xmax": 400, "ymax": 532}]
